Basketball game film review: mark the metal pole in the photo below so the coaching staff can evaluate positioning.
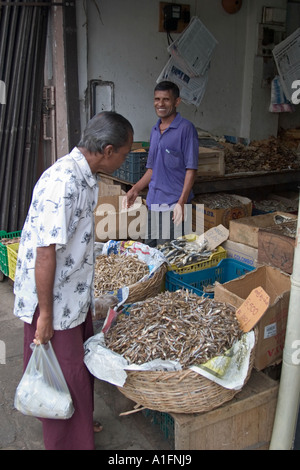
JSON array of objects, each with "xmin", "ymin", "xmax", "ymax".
[{"xmin": 270, "ymin": 190, "xmax": 300, "ymax": 450}]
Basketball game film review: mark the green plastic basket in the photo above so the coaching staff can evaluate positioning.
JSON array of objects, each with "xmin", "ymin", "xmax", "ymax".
[{"xmin": 0, "ymin": 231, "xmax": 22, "ymax": 277}]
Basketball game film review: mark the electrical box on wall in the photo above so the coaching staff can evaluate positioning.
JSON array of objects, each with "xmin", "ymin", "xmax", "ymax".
[{"xmin": 159, "ymin": 2, "xmax": 190, "ymax": 33}]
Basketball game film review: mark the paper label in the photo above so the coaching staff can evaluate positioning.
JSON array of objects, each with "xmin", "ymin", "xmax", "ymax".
[
  {"xmin": 236, "ymin": 286, "xmax": 270, "ymax": 332},
  {"xmin": 264, "ymin": 322, "xmax": 277, "ymax": 339}
]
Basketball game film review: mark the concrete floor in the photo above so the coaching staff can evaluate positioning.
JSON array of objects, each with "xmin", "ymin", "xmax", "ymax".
[{"xmin": 0, "ymin": 278, "xmax": 171, "ymax": 451}]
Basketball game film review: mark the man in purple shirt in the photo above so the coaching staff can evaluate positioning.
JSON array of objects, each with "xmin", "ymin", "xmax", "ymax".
[{"xmin": 126, "ymin": 81, "xmax": 199, "ymax": 246}]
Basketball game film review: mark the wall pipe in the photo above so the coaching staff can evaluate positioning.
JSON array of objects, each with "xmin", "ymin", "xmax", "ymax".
[{"xmin": 269, "ymin": 191, "xmax": 300, "ymax": 450}]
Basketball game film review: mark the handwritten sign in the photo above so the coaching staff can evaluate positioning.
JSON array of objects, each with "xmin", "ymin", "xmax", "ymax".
[
  {"xmin": 236, "ymin": 287, "xmax": 270, "ymax": 332},
  {"xmin": 196, "ymin": 224, "xmax": 229, "ymax": 251}
]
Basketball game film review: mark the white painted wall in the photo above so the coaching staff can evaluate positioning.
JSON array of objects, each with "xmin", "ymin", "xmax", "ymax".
[{"xmin": 75, "ymin": 0, "xmax": 298, "ymax": 142}]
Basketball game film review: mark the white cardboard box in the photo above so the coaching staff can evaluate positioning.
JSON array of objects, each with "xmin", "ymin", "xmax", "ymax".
[{"xmin": 222, "ymin": 239, "xmax": 258, "ymax": 268}]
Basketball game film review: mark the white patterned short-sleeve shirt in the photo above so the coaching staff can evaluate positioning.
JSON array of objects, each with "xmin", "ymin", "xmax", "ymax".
[{"xmin": 13, "ymin": 147, "xmax": 99, "ymax": 330}]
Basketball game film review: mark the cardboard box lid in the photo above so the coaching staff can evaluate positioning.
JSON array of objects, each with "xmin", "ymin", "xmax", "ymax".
[
  {"xmin": 95, "ymin": 195, "xmax": 144, "ymax": 215},
  {"xmin": 215, "ymin": 265, "xmax": 291, "ymax": 307}
]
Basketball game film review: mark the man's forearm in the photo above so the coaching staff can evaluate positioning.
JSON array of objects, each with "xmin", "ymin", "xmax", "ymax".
[
  {"xmin": 133, "ymin": 168, "xmax": 152, "ymax": 193},
  {"xmin": 34, "ymin": 245, "xmax": 56, "ymax": 343},
  {"xmin": 35, "ymin": 245, "xmax": 56, "ymax": 315},
  {"xmin": 178, "ymin": 169, "xmax": 196, "ymax": 205},
  {"xmin": 173, "ymin": 169, "xmax": 197, "ymax": 224}
]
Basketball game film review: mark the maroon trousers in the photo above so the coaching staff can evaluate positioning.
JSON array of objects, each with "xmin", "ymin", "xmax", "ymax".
[{"xmin": 23, "ymin": 308, "xmax": 95, "ymax": 450}]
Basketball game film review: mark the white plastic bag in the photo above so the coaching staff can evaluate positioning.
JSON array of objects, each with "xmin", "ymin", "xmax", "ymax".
[{"xmin": 14, "ymin": 341, "xmax": 74, "ymax": 419}]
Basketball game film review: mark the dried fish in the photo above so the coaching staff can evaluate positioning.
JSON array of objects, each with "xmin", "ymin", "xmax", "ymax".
[
  {"xmin": 193, "ymin": 193, "xmax": 243, "ymax": 210},
  {"xmin": 222, "ymin": 137, "xmax": 300, "ymax": 174},
  {"xmin": 253, "ymin": 199, "xmax": 298, "ymax": 214},
  {"xmin": 274, "ymin": 214, "xmax": 295, "ymax": 225},
  {"xmin": 158, "ymin": 238, "xmax": 213, "ymax": 267},
  {"xmin": 94, "ymin": 253, "xmax": 149, "ymax": 297},
  {"xmin": 1, "ymin": 237, "xmax": 21, "ymax": 245},
  {"xmin": 105, "ymin": 290, "xmax": 243, "ymax": 367}
]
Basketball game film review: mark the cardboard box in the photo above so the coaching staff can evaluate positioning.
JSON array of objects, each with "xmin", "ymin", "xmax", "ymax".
[
  {"xmin": 170, "ymin": 370, "xmax": 278, "ymax": 450},
  {"xmin": 197, "ymin": 147, "xmax": 225, "ymax": 176},
  {"xmin": 94, "ymin": 195, "xmax": 147, "ymax": 242},
  {"xmin": 192, "ymin": 195, "xmax": 252, "ymax": 233},
  {"xmin": 222, "ymin": 239, "xmax": 258, "ymax": 268},
  {"xmin": 258, "ymin": 220, "xmax": 297, "ymax": 274},
  {"xmin": 214, "ymin": 265, "xmax": 291, "ymax": 370},
  {"xmin": 229, "ymin": 211, "xmax": 297, "ymax": 248},
  {"xmin": 98, "ymin": 181, "xmax": 124, "ymax": 197}
]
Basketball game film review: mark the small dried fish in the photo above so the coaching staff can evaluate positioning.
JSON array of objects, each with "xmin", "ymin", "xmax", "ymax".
[
  {"xmin": 193, "ymin": 193, "xmax": 243, "ymax": 210},
  {"xmin": 94, "ymin": 253, "xmax": 149, "ymax": 297},
  {"xmin": 274, "ymin": 214, "xmax": 295, "ymax": 225},
  {"xmin": 158, "ymin": 238, "xmax": 213, "ymax": 267},
  {"xmin": 1, "ymin": 237, "xmax": 21, "ymax": 245},
  {"xmin": 105, "ymin": 290, "xmax": 243, "ymax": 367}
]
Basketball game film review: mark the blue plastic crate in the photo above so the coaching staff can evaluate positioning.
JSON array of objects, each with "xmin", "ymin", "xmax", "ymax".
[
  {"xmin": 113, "ymin": 151, "xmax": 148, "ymax": 183},
  {"xmin": 165, "ymin": 258, "xmax": 255, "ymax": 298}
]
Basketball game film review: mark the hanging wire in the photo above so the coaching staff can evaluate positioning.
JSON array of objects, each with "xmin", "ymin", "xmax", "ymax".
[{"xmin": 167, "ymin": 31, "xmax": 174, "ymax": 46}]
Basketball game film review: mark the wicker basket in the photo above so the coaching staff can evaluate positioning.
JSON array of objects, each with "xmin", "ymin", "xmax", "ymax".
[
  {"xmin": 117, "ymin": 329, "xmax": 257, "ymax": 414},
  {"xmin": 126, "ymin": 263, "xmax": 167, "ymax": 304}
]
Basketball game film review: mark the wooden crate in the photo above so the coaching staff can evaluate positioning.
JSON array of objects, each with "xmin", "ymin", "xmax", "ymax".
[
  {"xmin": 170, "ymin": 370, "xmax": 279, "ymax": 450},
  {"xmin": 229, "ymin": 211, "xmax": 297, "ymax": 248},
  {"xmin": 197, "ymin": 147, "xmax": 225, "ymax": 176},
  {"xmin": 258, "ymin": 221, "xmax": 297, "ymax": 274}
]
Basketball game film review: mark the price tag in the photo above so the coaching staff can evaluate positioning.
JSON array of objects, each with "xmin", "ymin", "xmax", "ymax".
[
  {"xmin": 196, "ymin": 224, "xmax": 229, "ymax": 250},
  {"xmin": 236, "ymin": 286, "xmax": 270, "ymax": 332}
]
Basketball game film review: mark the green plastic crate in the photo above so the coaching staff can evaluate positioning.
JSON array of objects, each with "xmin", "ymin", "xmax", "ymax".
[
  {"xmin": 0, "ymin": 231, "xmax": 22, "ymax": 276},
  {"xmin": 143, "ymin": 409, "xmax": 174, "ymax": 444}
]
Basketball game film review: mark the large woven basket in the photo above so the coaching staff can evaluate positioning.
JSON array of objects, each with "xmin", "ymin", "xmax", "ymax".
[
  {"xmin": 117, "ymin": 329, "xmax": 257, "ymax": 414},
  {"xmin": 126, "ymin": 263, "xmax": 167, "ymax": 304}
]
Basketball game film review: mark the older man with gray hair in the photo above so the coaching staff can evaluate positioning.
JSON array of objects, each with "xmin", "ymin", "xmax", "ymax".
[{"xmin": 13, "ymin": 111, "xmax": 134, "ymax": 450}]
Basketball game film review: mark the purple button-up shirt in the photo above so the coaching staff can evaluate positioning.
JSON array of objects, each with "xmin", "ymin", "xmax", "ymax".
[{"xmin": 146, "ymin": 113, "xmax": 198, "ymax": 209}]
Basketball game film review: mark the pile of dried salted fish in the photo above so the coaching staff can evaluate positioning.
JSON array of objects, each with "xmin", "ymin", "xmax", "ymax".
[
  {"xmin": 158, "ymin": 238, "xmax": 214, "ymax": 268},
  {"xmin": 94, "ymin": 253, "xmax": 149, "ymax": 297},
  {"xmin": 223, "ymin": 137, "xmax": 300, "ymax": 174},
  {"xmin": 105, "ymin": 290, "xmax": 243, "ymax": 367},
  {"xmin": 264, "ymin": 219, "xmax": 297, "ymax": 238},
  {"xmin": 1, "ymin": 237, "xmax": 21, "ymax": 245},
  {"xmin": 253, "ymin": 198, "xmax": 298, "ymax": 214},
  {"xmin": 193, "ymin": 193, "xmax": 242, "ymax": 209}
]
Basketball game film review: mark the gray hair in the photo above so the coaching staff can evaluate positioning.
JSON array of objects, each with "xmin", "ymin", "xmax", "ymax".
[{"xmin": 78, "ymin": 111, "xmax": 134, "ymax": 153}]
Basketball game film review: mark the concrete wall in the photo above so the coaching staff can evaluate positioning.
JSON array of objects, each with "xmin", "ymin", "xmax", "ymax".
[{"xmin": 75, "ymin": 0, "xmax": 299, "ymax": 142}]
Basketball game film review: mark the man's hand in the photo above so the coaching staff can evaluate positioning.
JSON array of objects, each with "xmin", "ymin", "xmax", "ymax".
[
  {"xmin": 172, "ymin": 202, "xmax": 184, "ymax": 225},
  {"xmin": 34, "ymin": 314, "xmax": 54, "ymax": 345},
  {"xmin": 123, "ymin": 187, "xmax": 139, "ymax": 209}
]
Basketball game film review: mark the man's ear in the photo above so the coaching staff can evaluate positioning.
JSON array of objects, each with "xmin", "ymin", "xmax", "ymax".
[
  {"xmin": 103, "ymin": 144, "xmax": 114, "ymax": 158},
  {"xmin": 175, "ymin": 97, "xmax": 181, "ymax": 107}
]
